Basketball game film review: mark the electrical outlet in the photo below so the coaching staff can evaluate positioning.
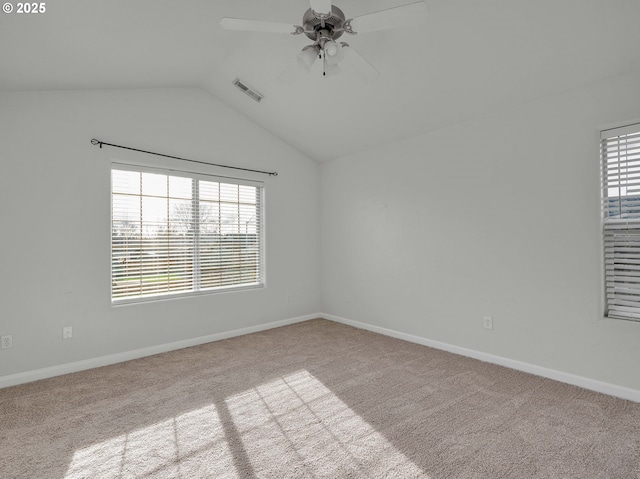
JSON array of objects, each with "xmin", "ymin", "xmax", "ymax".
[
  {"xmin": 63, "ymin": 326, "xmax": 73, "ymax": 339},
  {"xmin": 286, "ymin": 294, "xmax": 291, "ymax": 303},
  {"xmin": 483, "ymin": 316, "xmax": 493, "ymax": 330},
  {"xmin": 1, "ymin": 335, "xmax": 13, "ymax": 349}
]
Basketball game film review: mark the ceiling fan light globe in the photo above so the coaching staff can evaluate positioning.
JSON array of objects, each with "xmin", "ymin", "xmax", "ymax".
[
  {"xmin": 297, "ymin": 46, "xmax": 319, "ymax": 72},
  {"xmin": 324, "ymin": 63, "xmax": 341, "ymax": 77},
  {"xmin": 324, "ymin": 41, "xmax": 339, "ymax": 57},
  {"xmin": 324, "ymin": 40, "xmax": 344, "ymax": 66}
]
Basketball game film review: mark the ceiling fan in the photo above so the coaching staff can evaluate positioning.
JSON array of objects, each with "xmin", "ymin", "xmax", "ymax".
[{"xmin": 220, "ymin": 0, "xmax": 428, "ymax": 83}]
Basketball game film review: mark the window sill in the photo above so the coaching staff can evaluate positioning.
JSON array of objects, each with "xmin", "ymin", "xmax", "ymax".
[{"xmin": 111, "ymin": 282, "xmax": 264, "ymax": 306}]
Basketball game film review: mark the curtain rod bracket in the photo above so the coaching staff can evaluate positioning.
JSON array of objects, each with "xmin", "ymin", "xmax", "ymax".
[{"xmin": 90, "ymin": 138, "xmax": 278, "ymax": 177}]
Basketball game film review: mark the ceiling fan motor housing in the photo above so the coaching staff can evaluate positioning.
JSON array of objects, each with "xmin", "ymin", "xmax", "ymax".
[{"xmin": 302, "ymin": 6, "xmax": 346, "ymax": 41}]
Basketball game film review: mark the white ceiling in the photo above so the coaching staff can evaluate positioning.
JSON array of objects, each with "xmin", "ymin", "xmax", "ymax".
[{"xmin": 2, "ymin": 0, "xmax": 639, "ymax": 162}]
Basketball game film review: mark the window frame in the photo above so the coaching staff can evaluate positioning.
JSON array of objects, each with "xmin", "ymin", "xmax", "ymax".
[
  {"xmin": 110, "ymin": 162, "xmax": 265, "ymax": 305},
  {"xmin": 600, "ymin": 123, "xmax": 640, "ymax": 322}
]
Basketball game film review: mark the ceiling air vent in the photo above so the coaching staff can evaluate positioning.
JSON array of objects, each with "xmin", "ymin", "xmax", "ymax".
[{"xmin": 232, "ymin": 78, "xmax": 263, "ymax": 103}]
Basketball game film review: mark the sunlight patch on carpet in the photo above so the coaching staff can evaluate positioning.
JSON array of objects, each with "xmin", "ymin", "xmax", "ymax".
[
  {"xmin": 225, "ymin": 369, "xmax": 426, "ymax": 478},
  {"xmin": 62, "ymin": 370, "xmax": 425, "ymax": 478},
  {"xmin": 63, "ymin": 404, "xmax": 238, "ymax": 479}
]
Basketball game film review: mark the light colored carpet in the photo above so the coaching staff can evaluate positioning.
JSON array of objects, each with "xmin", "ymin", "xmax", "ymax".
[{"xmin": 1, "ymin": 319, "xmax": 639, "ymax": 479}]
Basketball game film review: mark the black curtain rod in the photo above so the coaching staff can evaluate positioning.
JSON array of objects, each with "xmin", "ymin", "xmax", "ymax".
[{"xmin": 90, "ymin": 139, "xmax": 278, "ymax": 177}]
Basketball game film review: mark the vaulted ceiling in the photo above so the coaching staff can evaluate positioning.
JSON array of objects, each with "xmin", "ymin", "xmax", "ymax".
[{"xmin": 2, "ymin": 0, "xmax": 639, "ymax": 162}]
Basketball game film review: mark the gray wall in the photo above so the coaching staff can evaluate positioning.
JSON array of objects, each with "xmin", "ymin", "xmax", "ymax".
[
  {"xmin": 3, "ymin": 73, "xmax": 640, "ymax": 394},
  {"xmin": 320, "ymin": 72, "xmax": 640, "ymax": 391},
  {"xmin": 0, "ymin": 88, "xmax": 320, "ymax": 377}
]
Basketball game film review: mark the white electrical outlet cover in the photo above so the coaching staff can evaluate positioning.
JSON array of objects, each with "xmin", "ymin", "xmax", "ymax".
[{"xmin": 1, "ymin": 335, "xmax": 13, "ymax": 349}]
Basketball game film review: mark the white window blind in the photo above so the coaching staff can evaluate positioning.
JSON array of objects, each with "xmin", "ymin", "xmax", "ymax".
[
  {"xmin": 111, "ymin": 164, "xmax": 264, "ymax": 303},
  {"xmin": 601, "ymin": 123, "xmax": 640, "ymax": 321}
]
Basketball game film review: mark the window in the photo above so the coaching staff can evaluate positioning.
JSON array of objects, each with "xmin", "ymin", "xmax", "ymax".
[
  {"xmin": 111, "ymin": 164, "xmax": 264, "ymax": 303},
  {"xmin": 601, "ymin": 123, "xmax": 640, "ymax": 321}
]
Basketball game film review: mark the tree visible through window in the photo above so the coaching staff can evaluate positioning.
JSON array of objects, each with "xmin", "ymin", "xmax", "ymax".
[{"xmin": 111, "ymin": 165, "xmax": 264, "ymax": 302}]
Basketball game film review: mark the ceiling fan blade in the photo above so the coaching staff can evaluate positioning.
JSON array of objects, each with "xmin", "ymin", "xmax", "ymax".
[
  {"xmin": 340, "ymin": 45, "xmax": 379, "ymax": 83},
  {"xmin": 278, "ymin": 58, "xmax": 305, "ymax": 85},
  {"xmin": 309, "ymin": 0, "xmax": 332, "ymax": 15},
  {"xmin": 220, "ymin": 18, "xmax": 298, "ymax": 34},
  {"xmin": 349, "ymin": 1, "xmax": 428, "ymax": 34}
]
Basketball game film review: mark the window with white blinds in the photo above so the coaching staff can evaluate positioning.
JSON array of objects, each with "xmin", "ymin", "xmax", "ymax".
[
  {"xmin": 601, "ymin": 123, "xmax": 640, "ymax": 321},
  {"xmin": 111, "ymin": 164, "xmax": 264, "ymax": 303}
]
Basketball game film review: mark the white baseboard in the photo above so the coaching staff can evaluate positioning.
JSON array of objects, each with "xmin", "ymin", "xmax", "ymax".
[
  {"xmin": 322, "ymin": 313, "xmax": 640, "ymax": 403},
  {"xmin": 0, "ymin": 313, "xmax": 319, "ymax": 389},
  {"xmin": 6, "ymin": 313, "xmax": 638, "ymax": 403}
]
